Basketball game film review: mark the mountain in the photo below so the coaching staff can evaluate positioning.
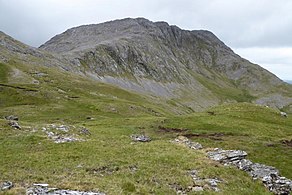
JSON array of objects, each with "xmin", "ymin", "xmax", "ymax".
[
  {"xmin": 1, "ymin": 18, "xmax": 292, "ymax": 112},
  {"xmin": 39, "ymin": 18, "xmax": 292, "ymax": 111}
]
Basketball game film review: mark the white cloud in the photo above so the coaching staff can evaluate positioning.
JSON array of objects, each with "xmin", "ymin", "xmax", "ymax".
[{"xmin": 234, "ymin": 47, "xmax": 292, "ymax": 80}]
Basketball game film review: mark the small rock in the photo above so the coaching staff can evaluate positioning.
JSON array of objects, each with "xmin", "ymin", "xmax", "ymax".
[
  {"xmin": 8, "ymin": 121, "xmax": 21, "ymax": 129},
  {"xmin": 47, "ymin": 131, "xmax": 54, "ymax": 137},
  {"xmin": 56, "ymin": 125, "xmax": 69, "ymax": 132},
  {"xmin": 129, "ymin": 165, "xmax": 138, "ymax": 172},
  {"xmin": 206, "ymin": 178, "xmax": 220, "ymax": 187},
  {"xmin": 80, "ymin": 127, "xmax": 91, "ymax": 135},
  {"xmin": 131, "ymin": 134, "xmax": 151, "ymax": 142},
  {"xmin": 280, "ymin": 112, "xmax": 288, "ymax": 117},
  {"xmin": 4, "ymin": 115, "xmax": 18, "ymax": 121},
  {"xmin": 110, "ymin": 107, "xmax": 117, "ymax": 112},
  {"xmin": 53, "ymin": 136, "xmax": 83, "ymax": 143},
  {"xmin": 193, "ymin": 186, "xmax": 204, "ymax": 192},
  {"xmin": 33, "ymin": 183, "xmax": 49, "ymax": 187},
  {"xmin": 236, "ymin": 159, "xmax": 253, "ymax": 171},
  {"xmin": 1, "ymin": 181, "xmax": 13, "ymax": 191}
]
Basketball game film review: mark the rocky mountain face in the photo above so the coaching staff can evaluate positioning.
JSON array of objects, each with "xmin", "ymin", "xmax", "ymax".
[
  {"xmin": 39, "ymin": 18, "xmax": 292, "ymax": 111},
  {"xmin": 1, "ymin": 18, "xmax": 292, "ymax": 111}
]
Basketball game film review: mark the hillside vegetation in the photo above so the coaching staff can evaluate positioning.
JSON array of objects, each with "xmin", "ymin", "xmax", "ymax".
[{"xmin": 0, "ymin": 60, "xmax": 291, "ymax": 194}]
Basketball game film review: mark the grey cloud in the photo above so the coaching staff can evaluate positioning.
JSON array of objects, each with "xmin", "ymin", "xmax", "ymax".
[{"xmin": 1, "ymin": 0, "xmax": 291, "ymax": 48}]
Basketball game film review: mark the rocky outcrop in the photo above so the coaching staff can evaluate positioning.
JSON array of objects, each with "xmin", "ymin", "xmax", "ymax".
[
  {"xmin": 207, "ymin": 148, "xmax": 292, "ymax": 194},
  {"xmin": 173, "ymin": 136, "xmax": 292, "ymax": 194}
]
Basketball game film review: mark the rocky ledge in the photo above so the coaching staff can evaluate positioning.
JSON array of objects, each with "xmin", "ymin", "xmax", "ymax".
[
  {"xmin": 207, "ymin": 148, "xmax": 292, "ymax": 194},
  {"xmin": 173, "ymin": 136, "xmax": 292, "ymax": 194}
]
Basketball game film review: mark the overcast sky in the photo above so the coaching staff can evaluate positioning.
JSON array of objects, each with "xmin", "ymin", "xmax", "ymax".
[{"xmin": 0, "ymin": 0, "xmax": 291, "ymax": 80}]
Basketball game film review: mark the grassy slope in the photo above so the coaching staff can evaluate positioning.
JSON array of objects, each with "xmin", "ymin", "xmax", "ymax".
[{"xmin": 0, "ymin": 61, "xmax": 291, "ymax": 194}]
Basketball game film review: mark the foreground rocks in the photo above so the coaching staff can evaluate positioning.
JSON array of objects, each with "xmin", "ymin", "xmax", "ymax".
[
  {"xmin": 173, "ymin": 136, "xmax": 292, "ymax": 194},
  {"xmin": 0, "ymin": 181, "xmax": 13, "ymax": 191},
  {"xmin": 207, "ymin": 148, "xmax": 292, "ymax": 194},
  {"xmin": 26, "ymin": 184, "xmax": 105, "ymax": 195}
]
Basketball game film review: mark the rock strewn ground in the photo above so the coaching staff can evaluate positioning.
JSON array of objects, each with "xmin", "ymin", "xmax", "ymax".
[{"xmin": 174, "ymin": 136, "xmax": 292, "ymax": 195}]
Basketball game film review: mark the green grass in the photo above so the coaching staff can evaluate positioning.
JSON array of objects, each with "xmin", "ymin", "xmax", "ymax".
[
  {"xmin": 0, "ymin": 61, "xmax": 291, "ymax": 194},
  {"xmin": 158, "ymin": 103, "xmax": 292, "ymax": 178},
  {"xmin": 194, "ymin": 73, "xmax": 256, "ymax": 103},
  {"xmin": 0, "ymin": 63, "xmax": 10, "ymax": 83}
]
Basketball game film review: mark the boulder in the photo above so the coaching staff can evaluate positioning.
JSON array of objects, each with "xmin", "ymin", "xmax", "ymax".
[{"xmin": 131, "ymin": 134, "xmax": 151, "ymax": 142}]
